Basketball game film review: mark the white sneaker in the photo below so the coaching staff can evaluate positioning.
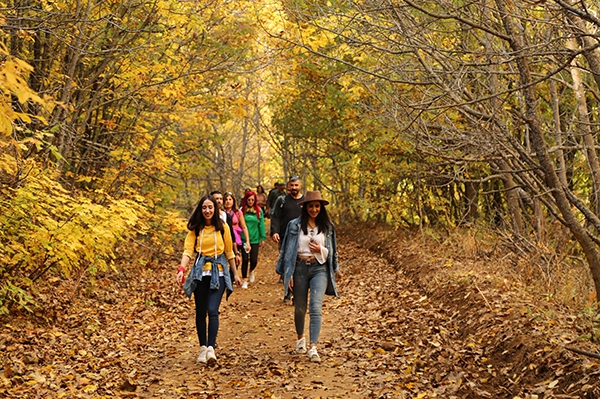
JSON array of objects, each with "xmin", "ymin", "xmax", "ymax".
[
  {"xmin": 206, "ymin": 346, "xmax": 217, "ymax": 365},
  {"xmin": 295, "ymin": 337, "xmax": 307, "ymax": 354},
  {"xmin": 249, "ymin": 270, "xmax": 255, "ymax": 283},
  {"xmin": 308, "ymin": 346, "xmax": 320, "ymax": 362},
  {"xmin": 242, "ymin": 280, "xmax": 248, "ymax": 289},
  {"xmin": 197, "ymin": 345, "xmax": 207, "ymax": 363}
]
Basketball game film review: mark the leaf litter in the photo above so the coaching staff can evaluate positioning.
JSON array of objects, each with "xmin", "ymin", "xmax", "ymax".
[{"xmin": 1, "ymin": 225, "xmax": 599, "ymax": 398}]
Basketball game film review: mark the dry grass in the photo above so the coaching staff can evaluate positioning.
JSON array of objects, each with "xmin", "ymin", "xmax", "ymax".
[
  {"xmin": 416, "ymin": 227, "xmax": 594, "ymax": 307},
  {"xmin": 399, "ymin": 226, "xmax": 598, "ymax": 338}
]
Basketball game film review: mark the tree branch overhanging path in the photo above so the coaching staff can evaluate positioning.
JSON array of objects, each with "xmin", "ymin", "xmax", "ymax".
[
  {"xmin": 4, "ymin": 0, "xmax": 600, "ymax": 396},
  {"xmin": 263, "ymin": 0, "xmax": 600, "ymax": 301}
]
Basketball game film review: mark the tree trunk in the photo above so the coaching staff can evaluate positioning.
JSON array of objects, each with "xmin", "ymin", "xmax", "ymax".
[
  {"xmin": 497, "ymin": 160, "xmax": 524, "ymax": 235},
  {"xmin": 568, "ymin": 14, "xmax": 600, "ymax": 96},
  {"xmin": 549, "ymin": 80, "xmax": 569, "ymax": 187},
  {"xmin": 496, "ymin": 0, "xmax": 600, "ymax": 299},
  {"xmin": 567, "ymin": 37, "xmax": 600, "ymax": 216}
]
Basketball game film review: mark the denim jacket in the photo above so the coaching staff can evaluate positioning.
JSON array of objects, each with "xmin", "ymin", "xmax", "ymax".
[
  {"xmin": 183, "ymin": 253, "xmax": 234, "ymax": 300},
  {"xmin": 275, "ymin": 217, "xmax": 339, "ymax": 298}
]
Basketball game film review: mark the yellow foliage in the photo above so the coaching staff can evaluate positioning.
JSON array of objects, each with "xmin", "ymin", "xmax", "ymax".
[
  {"xmin": 0, "ymin": 162, "xmax": 161, "ymax": 314},
  {"xmin": 0, "ymin": 44, "xmax": 52, "ymax": 136}
]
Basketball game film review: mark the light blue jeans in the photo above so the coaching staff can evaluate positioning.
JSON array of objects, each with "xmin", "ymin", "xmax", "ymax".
[{"xmin": 293, "ymin": 261, "xmax": 328, "ymax": 344}]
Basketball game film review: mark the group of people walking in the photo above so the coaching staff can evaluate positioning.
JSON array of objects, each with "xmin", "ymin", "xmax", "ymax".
[{"xmin": 176, "ymin": 176, "xmax": 339, "ymax": 365}]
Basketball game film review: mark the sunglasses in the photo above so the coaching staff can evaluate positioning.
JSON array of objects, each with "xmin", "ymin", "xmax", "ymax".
[{"xmin": 289, "ymin": 175, "xmax": 300, "ymax": 181}]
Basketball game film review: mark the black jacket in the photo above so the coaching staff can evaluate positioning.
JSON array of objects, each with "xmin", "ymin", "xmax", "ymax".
[{"xmin": 270, "ymin": 194, "xmax": 304, "ymax": 237}]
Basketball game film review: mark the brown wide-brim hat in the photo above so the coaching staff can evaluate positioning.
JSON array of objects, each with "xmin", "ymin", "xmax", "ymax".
[{"xmin": 298, "ymin": 190, "xmax": 329, "ymax": 206}]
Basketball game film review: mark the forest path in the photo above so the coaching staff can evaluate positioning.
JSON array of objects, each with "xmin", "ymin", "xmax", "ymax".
[
  {"xmin": 145, "ymin": 235, "xmax": 389, "ymax": 398},
  {"xmin": 142, "ymin": 227, "xmax": 599, "ymax": 399},
  {"xmin": 2, "ymin": 227, "xmax": 599, "ymax": 398}
]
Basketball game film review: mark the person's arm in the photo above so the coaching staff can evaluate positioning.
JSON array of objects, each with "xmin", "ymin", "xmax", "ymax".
[
  {"xmin": 223, "ymin": 224, "xmax": 241, "ymax": 286},
  {"xmin": 238, "ymin": 210, "xmax": 251, "ymax": 251},
  {"xmin": 310, "ymin": 232, "xmax": 329, "ymax": 264},
  {"xmin": 222, "ymin": 223, "xmax": 235, "ymax": 260},
  {"xmin": 228, "ymin": 256, "xmax": 241, "ymax": 286},
  {"xmin": 271, "ymin": 197, "xmax": 282, "ymax": 242},
  {"xmin": 228, "ymin": 217, "xmax": 235, "ymax": 245},
  {"xmin": 259, "ymin": 210, "xmax": 266, "ymax": 245},
  {"xmin": 177, "ymin": 231, "xmax": 196, "ymax": 284},
  {"xmin": 275, "ymin": 229, "xmax": 289, "ymax": 276},
  {"xmin": 177, "ymin": 254, "xmax": 191, "ymax": 284},
  {"xmin": 331, "ymin": 226, "xmax": 340, "ymax": 274}
]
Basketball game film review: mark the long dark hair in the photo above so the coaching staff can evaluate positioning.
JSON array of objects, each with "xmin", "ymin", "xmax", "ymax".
[
  {"xmin": 223, "ymin": 192, "xmax": 238, "ymax": 212},
  {"xmin": 300, "ymin": 201, "xmax": 331, "ymax": 235},
  {"xmin": 187, "ymin": 195, "xmax": 224, "ymax": 236}
]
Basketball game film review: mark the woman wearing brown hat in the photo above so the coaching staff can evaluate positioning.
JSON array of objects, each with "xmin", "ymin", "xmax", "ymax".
[{"xmin": 275, "ymin": 190, "xmax": 339, "ymax": 362}]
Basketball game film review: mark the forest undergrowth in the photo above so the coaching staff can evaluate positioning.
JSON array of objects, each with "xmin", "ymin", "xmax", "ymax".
[{"xmin": 1, "ymin": 224, "xmax": 599, "ymax": 398}]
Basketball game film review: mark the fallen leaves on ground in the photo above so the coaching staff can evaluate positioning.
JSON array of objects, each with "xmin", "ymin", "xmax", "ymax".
[{"xmin": 1, "ymin": 225, "xmax": 599, "ymax": 398}]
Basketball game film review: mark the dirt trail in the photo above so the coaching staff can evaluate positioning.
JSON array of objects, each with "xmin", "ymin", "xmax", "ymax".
[
  {"xmin": 142, "ymin": 228, "xmax": 600, "ymax": 398},
  {"xmin": 145, "ymin": 238, "xmax": 361, "ymax": 398},
  {"xmin": 2, "ymin": 227, "xmax": 600, "ymax": 398}
]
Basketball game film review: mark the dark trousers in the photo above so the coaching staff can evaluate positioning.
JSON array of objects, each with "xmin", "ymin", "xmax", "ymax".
[
  {"xmin": 193, "ymin": 276, "xmax": 225, "ymax": 348},
  {"xmin": 241, "ymin": 243, "xmax": 259, "ymax": 278}
]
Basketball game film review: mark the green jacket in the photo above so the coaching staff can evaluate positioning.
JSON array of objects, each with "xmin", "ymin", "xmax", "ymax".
[{"xmin": 242, "ymin": 210, "xmax": 266, "ymax": 244}]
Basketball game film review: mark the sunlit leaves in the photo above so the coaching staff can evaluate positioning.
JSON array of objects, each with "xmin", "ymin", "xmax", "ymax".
[
  {"xmin": 0, "ymin": 165, "xmax": 154, "ymax": 311},
  {"xmin": 0, "ymin": 44, "xmax": 52, "ymax": 136}
]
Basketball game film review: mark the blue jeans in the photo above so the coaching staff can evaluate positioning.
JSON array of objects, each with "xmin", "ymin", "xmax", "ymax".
[
  {"xmin": 293, "ymin": 261, "xmax": 328, "ymax": 344},
  {"xmin": 194, "ymin": 276, "xmax": 226, "ymax": 348}
]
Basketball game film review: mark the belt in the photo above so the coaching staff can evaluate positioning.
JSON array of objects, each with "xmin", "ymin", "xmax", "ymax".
[{"xmin": 297, "ymin": 255, "xmax": 318, "ymax": 264}]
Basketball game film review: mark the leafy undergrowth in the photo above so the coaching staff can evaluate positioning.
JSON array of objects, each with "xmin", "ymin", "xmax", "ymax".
[{"xmin": 1, "ymin": 225, "xmax": 599, "ymax": 398}]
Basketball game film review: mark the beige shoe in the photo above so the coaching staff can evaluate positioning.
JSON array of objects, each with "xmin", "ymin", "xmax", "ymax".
[
  {"xmin": 206, "ymin": 346, "xmax": 217, "ymax": 365},
  {"xmin": 295, "ymin": 337, "xmax": 307, "ymax": 354},
  {"xmin": 308, "ymin": 346, "xmax": 320, "ymax": 362},
  {"xmin": 197, "ymin": 345, "xmax": 207, "ymax": 363}
]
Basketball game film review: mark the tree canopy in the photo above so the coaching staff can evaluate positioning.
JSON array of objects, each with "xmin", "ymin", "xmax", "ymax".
[{"xmin": 2, "ymin": 0, "xmax": 600, "ymax": 311}]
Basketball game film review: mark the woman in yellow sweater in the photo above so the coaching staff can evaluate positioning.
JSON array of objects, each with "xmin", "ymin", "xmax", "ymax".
[{"xmin": 177, "ymin": 195, "xmax": 241, "ymax": 365}]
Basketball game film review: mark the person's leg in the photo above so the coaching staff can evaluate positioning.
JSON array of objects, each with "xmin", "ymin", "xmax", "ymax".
[
  {"xmin": 249, "ymin": 243, "xmax": 259, "ymax": 283},
  {"xmin": 308, "ymin": 264, "xmax": 328, "ymax": 345},
  {"xmin": 293, "ymin": 262, "xmax": 309, "ymax": 338},
  {"xmin": 249, "ymin": 243, "xmax": 259, "ymax": 272},
  {"xmin": 193, "ymin": 278, "xmax": 211, "ymax": 347},
  {"xmin": 241, "ymin": 249, "xmax": 250, "ymax": 279},
  {"xmin": 206, "ymin": 276, "xmax": 226, "ymax": 348}
]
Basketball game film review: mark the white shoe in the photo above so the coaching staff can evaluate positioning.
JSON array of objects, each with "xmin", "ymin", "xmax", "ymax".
[
  {"xmin": 197, "ymin": 345, "xmax": 207, "ymax": 363},
  {"xmin": 242, "ymin": 280, "xmax": 248, "ymax": 289},
  {"xmin": 249, "ymin": 270, "xmax": 255, "ymax": 283},
  {"xmin": 295, "ymin": 337, "xmax": 307, "ymax": 354},
  {"xmin": 308, "ymin": 346, "xmax": 320, "ymax": 362},
  {"xmin": 206, "ymin": 346, "xmax": 217, "ymax": 365}
]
